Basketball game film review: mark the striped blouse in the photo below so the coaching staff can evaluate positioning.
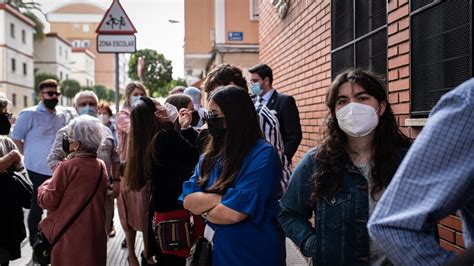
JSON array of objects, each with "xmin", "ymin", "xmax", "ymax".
[{"xmin": 255, "ymin": 101, "xmax": 292, "ymax": 192}]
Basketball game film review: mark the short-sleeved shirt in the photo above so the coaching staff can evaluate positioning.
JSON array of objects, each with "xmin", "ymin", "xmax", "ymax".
[
  {"xmin": 179, "ymin": 140, "xmax": 285, "ymax": 266},
  {"xmin": 11, "ymin": 102, "xmax": 67, "ymax": 176}
]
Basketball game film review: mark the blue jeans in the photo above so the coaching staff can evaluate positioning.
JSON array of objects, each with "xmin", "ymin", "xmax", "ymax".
[{"xmin": 27, "ymin": 170, "xmax": 50, "ymax": 246}]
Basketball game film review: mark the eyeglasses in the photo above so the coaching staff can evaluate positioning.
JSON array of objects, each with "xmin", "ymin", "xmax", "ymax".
[{"xmin": 42, "ymin": 91, "xmax": 61, "ymax": 97}]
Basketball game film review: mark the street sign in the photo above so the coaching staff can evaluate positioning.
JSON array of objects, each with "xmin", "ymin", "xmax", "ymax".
[
  {"xmin": 228, "ymin": 32, "xmax": 243, "ymax": 41},
  {"xmin": 96, "ymin": 0, "xmax": 137, "ymax": 34},
  {"xmin": 97, "ymin": 34, "xmax": 136, "ymax": 53}
]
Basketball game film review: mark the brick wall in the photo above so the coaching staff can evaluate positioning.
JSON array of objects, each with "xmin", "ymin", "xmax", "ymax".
[
  {"xmin": 386, "ymin": 0, "xmax": 419, "ymax": 138},
  {"xmin": 260, "ymin": 0, "xmax": 331, "ymax": 163},
  {"xmin": 259, "ymin": 0, "xmax": 464, "ymax": 254}
]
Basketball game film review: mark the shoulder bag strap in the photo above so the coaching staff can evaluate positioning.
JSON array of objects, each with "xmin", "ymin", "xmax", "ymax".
[{"xmin": 50, "ymin": 163, "xmax": 104, "ymax": 246}]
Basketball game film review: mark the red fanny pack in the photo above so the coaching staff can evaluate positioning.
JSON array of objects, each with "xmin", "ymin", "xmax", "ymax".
[{"xmin": 153, "ymin": 209, "xmax": 205, "ymax": 257}]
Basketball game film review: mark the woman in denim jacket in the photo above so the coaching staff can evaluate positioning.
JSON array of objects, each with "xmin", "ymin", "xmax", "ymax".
[{"xmin": 279, "ymin": 69, "xmax": 412, "ymax": 265}]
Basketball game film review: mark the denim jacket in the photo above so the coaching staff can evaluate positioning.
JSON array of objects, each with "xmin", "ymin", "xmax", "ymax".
[{"xmin": 279, "ymin": 148, "xmax": 405, "ymax": 266}]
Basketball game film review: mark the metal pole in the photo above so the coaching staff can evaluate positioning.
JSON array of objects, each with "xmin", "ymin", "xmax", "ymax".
[{"xmin": 115, "ymin": 52, "xmax": 120, "ymax": 114}]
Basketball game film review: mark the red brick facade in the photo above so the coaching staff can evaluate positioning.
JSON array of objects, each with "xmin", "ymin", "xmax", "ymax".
[{"xmin": 259, "ymin": 0, "xmax": 464, "ymax": 253}]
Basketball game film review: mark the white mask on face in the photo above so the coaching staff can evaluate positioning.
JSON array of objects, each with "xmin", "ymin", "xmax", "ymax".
[
  {"xmin": 163, "ymin": 102, "xmax": 178, "ymax": 123},
  {"xmin": 336, "ymin": 102, "xmax": 379, "ymax": 137},
  {"xmin": 98, "ymin": 114, "xmax": 110, "ymax": 125},
  {"xmin": 130, "ymin": 96, "xmax": 141, "ymax": 107}
]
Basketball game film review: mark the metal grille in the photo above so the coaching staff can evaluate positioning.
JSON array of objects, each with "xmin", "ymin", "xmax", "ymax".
[
  {"xmin": 411, "ymin": 0, "xmax": 436, "ymax": 11},
  {"xmin": 356, "ymin": 0, "xmax": 387, "ymax": 37},
  {"xmin": 332, "ymin": 0, "xmax": 353, "ymax": 48},
  {"xmin": 356, "ymin": 29, "xmax": 387, "ymax": 77},
  {"xmin": 331, "ymin": 0, "xmax": 387, "ymax": 79},
  {"xmin": 411, "ymin": 1, "xmax": 472, "ymax": 115},
  {"xmin": 332, "ymin": 45, "xmax": 354, "ymax": 79}
]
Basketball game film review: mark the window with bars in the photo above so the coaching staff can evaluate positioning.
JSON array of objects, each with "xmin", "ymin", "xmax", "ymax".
[
  {"xmin": 331, "ymin": 0, "xmax": 387, "ymax": 79},
  {"xmin": 410, "ymin": 0, "xmax": 473, "ymax": 116}
]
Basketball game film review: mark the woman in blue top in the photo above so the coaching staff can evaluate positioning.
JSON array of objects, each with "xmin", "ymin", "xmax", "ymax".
[
  {"xmin": 278, "ymin": 69, "xmax": 413, "ymax": 265},
  {"xmin": 179, "ymin": 85, "xmax": 285, "ymax": 266}
]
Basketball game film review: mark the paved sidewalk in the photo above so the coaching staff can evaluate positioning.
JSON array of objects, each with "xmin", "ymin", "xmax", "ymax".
[{"xmin": 12, "ymin": 208, "xmax": 309, "ymax": 265}]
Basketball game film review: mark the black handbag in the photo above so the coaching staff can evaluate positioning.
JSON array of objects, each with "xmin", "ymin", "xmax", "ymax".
[
  {"xmin": 186, "ymin": 237, "xmax": 212, "ymax": 266},
  {"xmin": 11, "ymin": 170, "xmax": 33, "ymax": 208},
  {"xmin": 32, "ymin": 164, "xmax": 103, "ymax": 264},
  {"xmin": 1, "ymin": 169, "xmax": 33, "ymax": 209}
]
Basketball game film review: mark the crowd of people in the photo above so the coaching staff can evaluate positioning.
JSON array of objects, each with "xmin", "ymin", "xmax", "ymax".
[{"xmin": 0, "ymin": 64, "xmax": 472, "ymax": 266}]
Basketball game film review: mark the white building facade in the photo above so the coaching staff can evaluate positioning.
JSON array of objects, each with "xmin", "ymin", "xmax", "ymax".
[
  {"xmin": 0, "ymin": 3, "xmax": 35, "ymax": 114},
  {"xmin": 69, "ymin": 48, "xmax": 95, "ymax": 87},
  {"xmin": 34, "ymin": 32, "xmax": 72, "ymax": 82}
]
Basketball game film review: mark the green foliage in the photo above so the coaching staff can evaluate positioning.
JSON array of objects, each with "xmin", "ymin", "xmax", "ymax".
[
  {"xmin": 61, "ymin": 79, "xmax": 81, "ymax": 99},
  {"xmin": 128, "ymin": 49, "xmax": 173, "ymax": 97},
  {"xmin": 7, "ymin": 1, "xmax": 45, "ymax": 39},
  {"xmin": 163, "ymin": 78, "xmax": 187, "ymax": 93},
  {"xmin": 23, "ymin": 12, "xmax": 44, "ymax": 40},
  {"xmin": 91, "ymin": 85, "xmax": 108, "ymax": 101},
  {"xmin": 106, "ymin": 89, "xmax": 116, "ymax": 102}
]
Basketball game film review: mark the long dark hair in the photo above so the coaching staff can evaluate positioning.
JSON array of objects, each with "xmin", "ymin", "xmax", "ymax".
[
  {"xmin": 197, "ymin": 85, "xmax": 263, "ymax": 193},
  {"xmin": 124, "ymin": 96, "xmax": 163, "ymax": 190},
  {"xmin": 313, "ymin": 68, "xmax": 412, "ymax": 200}
]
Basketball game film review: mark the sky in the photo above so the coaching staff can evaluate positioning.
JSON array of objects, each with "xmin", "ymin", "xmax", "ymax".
[{"xmin": 34, "ymin": 0, "xmax": 185, "ymax": 79}]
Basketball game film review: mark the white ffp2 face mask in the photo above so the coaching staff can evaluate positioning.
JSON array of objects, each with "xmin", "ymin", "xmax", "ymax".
[
  {"xmin": 163, "ymin": 102, "xmax": 179, "ymax": 123},
  {"xmin": 336, "ymin": 102, "xmax": 379, "ymax": 137}
]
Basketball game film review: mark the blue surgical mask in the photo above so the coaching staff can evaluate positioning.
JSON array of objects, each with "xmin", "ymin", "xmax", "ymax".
[
  {"xmin": 78, "ymin": 105, "xmax": 97, "ymax": 117},
  {"xmin": 131, "ymin": 96, "xmax": 141, "ymax": 107},
  {"xmin": 251, "ymin": 83, "xmax": 263, "ymax": 96}
]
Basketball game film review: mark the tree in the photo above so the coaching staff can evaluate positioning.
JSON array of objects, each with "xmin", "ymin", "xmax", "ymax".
[
  {"xmin": 61, "ymin": 79, "xmax": 81, "ymax": 99},
  {"xmin": 163, "ymin": 78, "xmax": 187, "ymax": 93},
  {"xmin": 92, "ymin": 85, "xmax": 108, "ymax": 101},
  {"xmin": 106, "ymin": 89, "xmax": 116, "ymax": 102},
  {"xmin": 128, "ymin": 49, "xmax": 173, "ymax": 97},
  {"xmin": 7, "ymin": 1, "xmax": 45, "ymax": 39}
]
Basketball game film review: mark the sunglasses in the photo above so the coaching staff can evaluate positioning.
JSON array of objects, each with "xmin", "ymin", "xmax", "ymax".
[
  {"xmin": 203, "ymin": 111, "xmax": 224, "ymax": 122},
  {"xmin": 6, "ymin": 112, "xmax": 12, "ymax": 120},
  {"xmin": 42, "ymin": 91, "xmax": 61, "ymax": 97}
]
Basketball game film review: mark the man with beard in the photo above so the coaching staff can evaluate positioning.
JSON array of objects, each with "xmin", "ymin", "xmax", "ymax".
[{"xmin": 11, "ymin": 79, "xmax": 67, "ymax": 259}]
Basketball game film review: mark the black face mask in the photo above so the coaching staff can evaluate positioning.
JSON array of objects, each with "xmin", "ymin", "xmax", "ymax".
[
  {"xmin": 62, "ymin": 133, "xmax": 70, "ymax": 154},
  {"xmin": 43, "ymin": 98, "xmax": 59, "ymax": 110},
  {"xmin": 0, "ymin": 113, "xmax": 11, "ymax": 135},
  {"xmin": 190, "ymin": 111, "xmax": 200, "ymax": 127},
  {"xmin": 207, "ymin": 117, "xmax": 225, "ymax": 139}
]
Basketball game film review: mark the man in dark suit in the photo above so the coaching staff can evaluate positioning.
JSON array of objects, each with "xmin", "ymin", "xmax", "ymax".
[{"xmin": 249, "ymin": 64, "xmax": 302, "ymax": 162}]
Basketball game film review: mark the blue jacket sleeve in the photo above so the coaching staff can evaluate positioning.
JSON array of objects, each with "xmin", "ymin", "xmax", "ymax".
[{"xmin": 278, "ymin": 149, "xmax": 317, "ymax": 257}]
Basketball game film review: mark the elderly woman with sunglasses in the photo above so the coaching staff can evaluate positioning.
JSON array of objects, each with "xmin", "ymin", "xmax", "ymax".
[{"xmin": 37, "ymin": 115, "xmax": 109, "ymax": 266}]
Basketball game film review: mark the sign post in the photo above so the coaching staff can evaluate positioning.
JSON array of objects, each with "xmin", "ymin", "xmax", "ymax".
[{"xmin": 96, "ymin": 0, "xmax": 137, "ymax": 113}]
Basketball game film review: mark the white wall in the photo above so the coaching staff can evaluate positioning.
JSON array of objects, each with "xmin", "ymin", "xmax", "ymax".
[
  {"xmin": 34, "ymin": 36, "xmax": 72, "ymax": 80},
  {"xmin": 69, "ymin": 51, "xmax": 95, "ymax": 86}
]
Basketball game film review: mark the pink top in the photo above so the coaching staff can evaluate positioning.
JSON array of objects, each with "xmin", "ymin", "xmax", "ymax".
[
  {"xmin": 38, "ymin": 153, "xmax": 109, "ymax": 266},
  {"xmin": 116, "ymin": 107, "xmax": 131, "ymax": 161}
]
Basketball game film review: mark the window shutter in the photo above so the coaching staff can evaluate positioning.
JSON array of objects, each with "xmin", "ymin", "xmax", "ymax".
[{"xmin": 411, "ymin": 1, "xmax": 472, "ymax": 115}]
